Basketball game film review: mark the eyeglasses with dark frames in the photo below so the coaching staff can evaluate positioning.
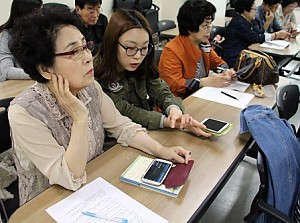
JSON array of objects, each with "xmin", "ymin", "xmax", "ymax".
[
  {"xmin": 85, "ymin": 6, "xmax": 103, "ymax": 14},
  {"xmin": 118, "ymin": 42, "xmax": 153, "ymax": 56},
  {"xmin": 54, "ymin": 41, "xmax": 94, "ymax": 60}
]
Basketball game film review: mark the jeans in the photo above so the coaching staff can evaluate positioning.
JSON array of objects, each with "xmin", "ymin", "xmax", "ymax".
[{"xmin": 240, "ymin": 105, "xmax": 300, "ymax": 222}]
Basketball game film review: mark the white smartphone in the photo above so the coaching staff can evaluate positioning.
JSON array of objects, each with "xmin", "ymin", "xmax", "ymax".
[
  {"xmin": 201, "ymin": 118, "xmax": 230, "ymax": 134},
  {"xmin": 141, "ymin": 159, "xmax": 173, "ymax": 186}
]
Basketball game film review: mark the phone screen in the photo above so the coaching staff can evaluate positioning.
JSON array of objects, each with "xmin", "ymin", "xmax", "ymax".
[
  {"xmin": 143, "ymin": 160, "xmax": 172, "ymax": 184},
  {"xmin": 203, "ymin": 118, "xmax": 228, "ymax": 133}
]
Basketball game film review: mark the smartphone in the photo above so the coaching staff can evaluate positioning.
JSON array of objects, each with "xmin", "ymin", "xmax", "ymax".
[
  {"xmin": 201, "ymin": 118, "xmax": 230, "ymax": 134},
  {"xmin": 236, "ymin": 62, "xmax": 254, "ymax": 78},
  {"xmin": 141, "ymin": 159, "xmax": 173, "ymax": 186}
]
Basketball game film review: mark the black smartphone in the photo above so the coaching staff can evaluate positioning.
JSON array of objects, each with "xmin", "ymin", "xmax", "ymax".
[
  {"xmin": 201, "ymin": 118, "xmax": 229, "ymax": 134},
  {"xmin": 141, "ymin": 159, "xmax": 173, "ymax": 186},
  {"xmin": 236, "ymin": 62, "xmax": 254, "ymax": 78}
]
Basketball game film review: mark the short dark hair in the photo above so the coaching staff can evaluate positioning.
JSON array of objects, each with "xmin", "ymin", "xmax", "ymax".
[
  {"xmin": 177, "ymin": 0, "xmax": 216, "ymax": 36},
  {"xmin": 263, "ymin": 0, "xmax": 282, "ymax": 5},
  {"xmin": 0, "ymin": 0, "xmax": 42, "ymax": 33},
  {"xmin": 234, "ymin": 0, "xmax": 255, "ymax": 13},
  {"xmin": 75, "ymin": 0, "xmax": 102, "ymax": 8},
  {"xmin": 94, "ymin": 9, "xmax": 157, "ymax": 82},
  {"xmin": 10, "ymin": 8, "xmax": 81, "ymax": 83},
  {"xmin": 281, "ymin": 0, "xmax": 300, "ymax": 8}
]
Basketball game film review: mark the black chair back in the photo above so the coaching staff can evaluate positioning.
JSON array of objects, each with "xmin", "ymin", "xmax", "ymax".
[
  {"xmin": 0, "ymin": 97, "xmax": 19, "ymax": 221},
  {"xmin": 0, "ymin": 97, "xmax": 14, "ymax": 153},
  {"xmin": 276, "ymin": 84, "xmax": 300, "ymax": 121}
]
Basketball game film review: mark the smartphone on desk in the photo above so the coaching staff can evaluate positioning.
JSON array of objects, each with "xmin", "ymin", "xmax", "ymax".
[
  {"xmin": 141, "ymin": 159, "xmax": 173, "ymax": 186},
  {"xmin": 201, "ymin": 118, "xmax": 230, "ymax": 134}
]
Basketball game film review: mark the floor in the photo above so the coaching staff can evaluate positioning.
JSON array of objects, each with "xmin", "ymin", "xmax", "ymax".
[
  {"xmin": 198, "ymin": 79, "xmax": 300, "ymax": 223},
  {"xmin": 198, "ymin": 156, "xmax": 259, "ymax": 223}
]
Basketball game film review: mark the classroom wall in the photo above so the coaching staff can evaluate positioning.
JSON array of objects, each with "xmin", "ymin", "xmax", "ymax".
[
  {"xmin": 0, "ymin": 0, "xmax": 299, "ymax": 26},
  {"xmin": 0, "ymin": 0, "xmax": 228, "ymax": 25}
]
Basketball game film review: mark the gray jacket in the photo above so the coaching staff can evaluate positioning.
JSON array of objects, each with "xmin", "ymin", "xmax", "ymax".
[{"xmin": 0, "ymin": 29, "xmax": 30, "ymax": 82}]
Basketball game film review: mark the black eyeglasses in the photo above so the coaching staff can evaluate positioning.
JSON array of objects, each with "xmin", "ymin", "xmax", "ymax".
[
  {"xmin": 54, "ymin": 41, "xmax": 94, "ymax": 60},
  {"xmin": 118, "ymin": 42, "xmax": 153, "ymax": 56}
]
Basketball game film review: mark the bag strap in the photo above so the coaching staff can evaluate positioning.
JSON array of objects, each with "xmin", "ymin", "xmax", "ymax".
[{"xmin": 238, "ymin": 57, "xmax": 262, "ymax": 81}]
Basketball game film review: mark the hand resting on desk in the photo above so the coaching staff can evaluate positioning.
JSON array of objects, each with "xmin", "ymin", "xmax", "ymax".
[{"xmin": 164, "ymin": 106, "xmax": 211, "ymax": 138}]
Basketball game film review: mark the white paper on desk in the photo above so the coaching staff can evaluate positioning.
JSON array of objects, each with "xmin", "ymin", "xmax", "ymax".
[
  {"xmin": 46, "ymin": 177, "xmax": 168, "ymax": 223},
  {"xmin": 260, "ymin": 40, "xmax": 290, "ymax": 50},
  {"xmin": 223, "ymin": 81, "xmax": 250, "ymax": 92},
  {"xmin": 192, "ymin": 87, "xmax": 254, "ymax": 109}
]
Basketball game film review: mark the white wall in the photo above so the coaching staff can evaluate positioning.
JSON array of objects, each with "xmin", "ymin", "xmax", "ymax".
[
  {"xmin": 0, "ymin": 0, "xmax": 227, "ymax": 25},
  {"xmin": 1, "ymin": 0, "xmax": 298, "ymax": 26}
]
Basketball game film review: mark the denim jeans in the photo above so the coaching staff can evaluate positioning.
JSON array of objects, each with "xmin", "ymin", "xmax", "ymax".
[{"xmin": 240, "ymin": 105, "xmax": 300, "ymax": 222}]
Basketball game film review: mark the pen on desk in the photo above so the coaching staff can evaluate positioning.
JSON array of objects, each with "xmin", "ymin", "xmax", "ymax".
[
  {"xmin": 82, "ymin": 211, "xmax": 128, "ymax": 223},
  {"xmin": 221, "ymin": 91, "xmax": 238, "ymax": 100}
]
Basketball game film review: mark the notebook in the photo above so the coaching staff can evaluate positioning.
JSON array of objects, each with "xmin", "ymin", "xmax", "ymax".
[
  {"xmin": 260, "ymin": 40, "xmax": 291, "ymax": 50},
  {"xmin": 120, "ymin": 155, "xmax": 193, "ymax": 198}
]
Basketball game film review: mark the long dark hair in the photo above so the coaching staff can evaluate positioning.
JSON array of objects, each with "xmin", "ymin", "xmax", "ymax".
[
  {"xmin": 0, "ymin": 0, "xmax": 43, "ymax": 33},
  {"xmin": 94, "ymin": 9, "xmax": 158, "ymax": 83}
]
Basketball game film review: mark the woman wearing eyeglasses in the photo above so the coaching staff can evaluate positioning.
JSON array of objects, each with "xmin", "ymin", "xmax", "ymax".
[
  {"xmin": 222, "ymin": 0, "xmax": 291, "ymax": 68},
  {"xmin": 158, "ymin": 0, "xmax": 236, "ymax": 99},
  {"xmin": 8, "ymin": 7, "xmax": 192, "ymax": 205},
  {"xmin": 275, "ymin": 0, "xmax": 300, "ymax": 30},
  {"xmin": 94, "ymin": 9, "xmax": 211, "ymax": 138}
]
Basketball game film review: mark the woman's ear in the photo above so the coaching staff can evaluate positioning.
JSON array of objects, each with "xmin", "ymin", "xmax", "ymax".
[{"xmin": 36, "ymin": 64, "xmax": 55, "ymax": 80}]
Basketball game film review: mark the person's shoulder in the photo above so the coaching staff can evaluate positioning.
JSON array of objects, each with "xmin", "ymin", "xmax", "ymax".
[
  {"xmin": 96, "ymin": 14, "xmax": 108, "ymax": 25},
  {"xmin": 165, "ymin": 36, "xmax": 185, "ymax": 49},
  {"xmin": 0, "ymin": 29, "xmax": 10, "ymax": 39}
]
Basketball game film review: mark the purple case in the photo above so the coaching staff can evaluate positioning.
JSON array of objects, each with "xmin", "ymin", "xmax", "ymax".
[{"xmin": 163, "ymin": 160, "xmax": 194, "ymax": 188}]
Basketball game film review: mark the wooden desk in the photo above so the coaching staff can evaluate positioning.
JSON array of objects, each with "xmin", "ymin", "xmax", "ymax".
[
  {"xmin": 160, "ymin": 17, "xmax": 232, "ymax": 38},
  {"xmin": 9, "ymin": 78, "xmax": 290, "ymax": 223},
  {"xmin": 248, "ymin": 35, "xmax": 300, "ymax": 57},
  {"xmin": 0, "ymin": 80, "xmax": 35, "ymax": 100}
]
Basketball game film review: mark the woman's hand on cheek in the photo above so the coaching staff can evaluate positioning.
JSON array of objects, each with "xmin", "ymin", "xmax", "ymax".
[{"xmin": 48, "ymin": 74, "xmax": 88, "ymax": 122}]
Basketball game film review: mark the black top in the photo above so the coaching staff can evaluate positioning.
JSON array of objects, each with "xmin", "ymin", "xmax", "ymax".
[
  {"xmin": 222, "ymin": 12, "xmax": 265, "ymax": 68},
  {"xmin": 75, "ymin": 13, "xmax": 108, "ymax": 55}
]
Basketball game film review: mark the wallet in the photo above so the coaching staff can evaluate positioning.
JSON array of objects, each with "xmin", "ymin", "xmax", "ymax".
[{"xmin": 163, "ymin": 160, "xmax": 194, "ymax": 188}]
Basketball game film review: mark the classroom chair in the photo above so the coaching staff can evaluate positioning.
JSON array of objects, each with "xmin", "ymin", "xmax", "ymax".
[
  {"xmin": 210, "ymin": 26, "xmax": 225, "ymax": 56},
  {"xmin": 240, "ymin": 105, "xmax": 300, "ymax": 223},
  {"xmin": 157, "ymin": 20, "xmax": 176, "ymax": 41},
  {"xmin": 276, "ymin": 84, "xmax": 300, "ymax": 138},
  {"xmin": 0, "ymin": 97, "xmax": 19, "ymax": 222}
]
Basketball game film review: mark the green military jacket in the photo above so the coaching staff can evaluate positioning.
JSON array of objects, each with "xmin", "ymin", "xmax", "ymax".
[{"xmin": 101, "ymin": 72, "xmax": 184, "ymax": 129}]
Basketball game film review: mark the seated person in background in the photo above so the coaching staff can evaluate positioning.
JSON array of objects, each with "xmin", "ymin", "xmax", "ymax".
[
  {"xmin": 158, "ymin": 0, "xmax": 235, "ymax": 99},
  {"xmin": 252, "ymin": 0, "xmax": 284, "ymax": 33},
  {"xmin": 9, "ymin": 7, "xmax": 191, "ymax": 205},
  {"xmin": 222, "ymin": 0, "xmax": 290, "ymax": 68},
  {"xmin": 0, "ymin": 0, "xmax": 42, "ymax": 82},
  {"xmin": 93, "ymin": 9, "xmax": 210, "ymax": 137},
  {"xmin": 74, "ymin": 0, "xmax": 108, "ymax": 54},
  {"xmin": 275, "ymin": 0, "xmax": 299, "ymax": 30}
]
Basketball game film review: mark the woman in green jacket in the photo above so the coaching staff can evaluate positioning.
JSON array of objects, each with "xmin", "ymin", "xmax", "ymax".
[{"xmin": 94, "ymin": 9, "xmax": 210, "ymax": 137}]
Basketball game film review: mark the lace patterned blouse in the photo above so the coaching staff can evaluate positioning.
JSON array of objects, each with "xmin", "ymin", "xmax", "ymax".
[{"xmin": 8, "ymin": 81, "xmax": 145, "ymax": 205}]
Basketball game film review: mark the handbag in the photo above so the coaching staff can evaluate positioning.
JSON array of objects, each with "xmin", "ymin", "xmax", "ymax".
[{"xmin": 235, "ymin": 49, "xmax": 279, "ymax": 85}]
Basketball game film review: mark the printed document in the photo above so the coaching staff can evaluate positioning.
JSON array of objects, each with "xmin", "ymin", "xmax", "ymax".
[
  {"xmin": 192, "ymin": 87, "xmax": 254, "ymax": 109},
  {"xmin": 260, "ymin": 40, "xmax": 290, "ymax": 50},
  {"xmin": 46, "ymin": 177, "xmax": 168, "ymax": 223}
]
